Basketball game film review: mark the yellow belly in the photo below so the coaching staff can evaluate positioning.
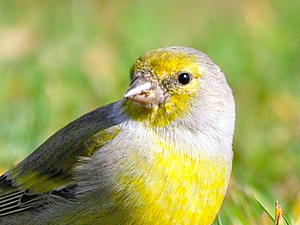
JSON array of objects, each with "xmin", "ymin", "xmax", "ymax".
[{"xmin": 112, "ymin": 148, "xmax": 231, "ymax": 225}]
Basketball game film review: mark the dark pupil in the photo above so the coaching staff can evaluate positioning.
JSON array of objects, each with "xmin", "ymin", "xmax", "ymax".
[{"xmin": 178, "ymin": 73, "xmax": 191, "ymax": 85}]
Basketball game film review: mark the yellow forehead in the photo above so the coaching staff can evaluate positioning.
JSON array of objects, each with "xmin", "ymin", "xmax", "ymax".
[{"xmin": 131, "ymin": 50, "xmax": 203, "ymax": 79}]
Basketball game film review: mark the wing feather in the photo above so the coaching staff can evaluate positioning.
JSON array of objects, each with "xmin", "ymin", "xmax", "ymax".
[{"xmin": 0, "ymin": 102, "xmax": 122, "ymax": 217}]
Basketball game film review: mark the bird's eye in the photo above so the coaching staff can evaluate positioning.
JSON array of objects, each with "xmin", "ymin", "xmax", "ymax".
[{"xmin": 178, "ymin": 72, "xmax": 192, "ymax": 85}]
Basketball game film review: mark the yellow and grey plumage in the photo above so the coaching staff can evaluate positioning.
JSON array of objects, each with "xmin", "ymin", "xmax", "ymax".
[{"xmin": 0, "ymin": 46, "xmax": 235, "ymax": 225}]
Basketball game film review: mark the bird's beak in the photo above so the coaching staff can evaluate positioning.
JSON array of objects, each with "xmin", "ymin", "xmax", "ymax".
[{"xmin": 124, "ymin": 75, "xmax": 165, "ymax": 105}]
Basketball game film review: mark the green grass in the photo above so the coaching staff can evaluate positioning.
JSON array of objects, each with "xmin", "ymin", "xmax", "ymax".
[{"xmin": 0, "ymin": 1, "xmax": 300, "ymax": 223}]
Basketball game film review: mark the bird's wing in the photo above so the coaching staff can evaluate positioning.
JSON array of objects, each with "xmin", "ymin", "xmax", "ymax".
[{"xmin": 0, "ymin": 102, "xmax": 121, "ymax": 216}]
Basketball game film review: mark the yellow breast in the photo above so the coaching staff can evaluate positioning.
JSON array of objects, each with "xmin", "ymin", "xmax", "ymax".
[{"xmin": 112, "ymin": 141, "xmax": 231, "ymax": 225}]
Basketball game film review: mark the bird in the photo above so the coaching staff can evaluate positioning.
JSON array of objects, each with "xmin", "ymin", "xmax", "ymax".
[{"xmin": 0, "ymin": 46, "xmax": 235, "ymax": 225}]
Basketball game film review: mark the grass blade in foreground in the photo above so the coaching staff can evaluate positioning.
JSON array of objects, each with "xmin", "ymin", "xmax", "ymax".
[{"xmin": 254, "ymin": 194, "xmax": 291, "ymax": 225}]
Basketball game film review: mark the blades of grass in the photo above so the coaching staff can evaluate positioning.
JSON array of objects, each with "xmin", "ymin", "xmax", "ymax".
[
  {"xmin": 281, "ymin": 212, "xmax": 291, "ymax": 225},
  {"xmin": 275, "ymin": 201, "xmax": 291, "ymax": 225},
  {"xmin": 253, "ymin": 193, "xmax": 275, "ymax": 222},
  {"xmin": 216, "ymin": 214, "xmax": 223, "ymax": 225}
]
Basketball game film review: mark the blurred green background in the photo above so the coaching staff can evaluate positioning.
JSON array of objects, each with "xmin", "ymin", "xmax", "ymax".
[{"xmin": 0, "ymin": 0, "xmax": 299, "ymax": 224}]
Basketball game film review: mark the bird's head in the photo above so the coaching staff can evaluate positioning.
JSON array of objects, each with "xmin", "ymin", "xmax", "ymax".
[
  {"xmin": 123, "ymin": 46, "xmax": 234, "ymax": 129},
  {"xmin": 123, "ymin": 47, "xmax": 203, "ymax": 127}
]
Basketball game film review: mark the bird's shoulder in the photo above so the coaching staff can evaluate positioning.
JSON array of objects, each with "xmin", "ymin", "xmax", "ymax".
[{"xmin": 0, "ymin": 101, "xmax": 123, "ymax": 217}]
